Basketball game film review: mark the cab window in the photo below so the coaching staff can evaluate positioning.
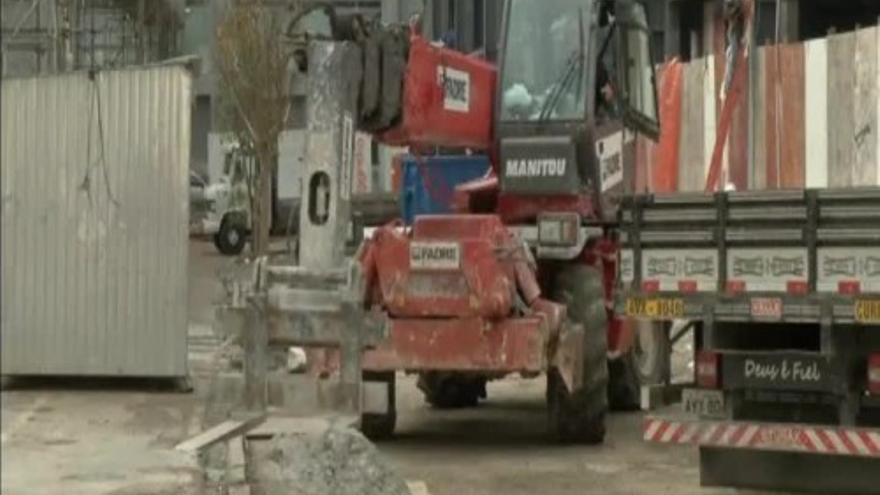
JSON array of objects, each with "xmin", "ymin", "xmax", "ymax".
[
  {"xmin": 499, "ymin": 0, "xmax": 590, "ymax": 122},
  {"xmin": 616, "ymin": 0, "xmax": 659, "ymax": 137}
]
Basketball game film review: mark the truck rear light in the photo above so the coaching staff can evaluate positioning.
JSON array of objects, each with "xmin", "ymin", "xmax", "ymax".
[
  {"xmin": 786, "ymin": 281, "xmax": 809, "ymax": 295},
  {"xmin": 678, "ymin": 280, "xmax": 698, "ymax": 293},
  {"xmin": 869, "ymin": 354, "xmax": 880, "ymax": 395},
  {"xmin": 726, "ymin": 280, "xmax": 745, "ymax": 295},
  {"xmin": 838, "ymin": 280, "xmax": 861, "ymax": 295},
  {"xmin": 641, "ymin": 280, "xmax": 660, "ymax": 293},
  {"xmin": 696, "ymin": 351, "xmax": 721, "ymax": 389}
]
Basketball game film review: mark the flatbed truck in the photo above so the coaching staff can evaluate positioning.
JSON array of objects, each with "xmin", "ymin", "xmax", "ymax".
[{"xmin": 618, "ymin": 188, "xmax": 880, "ymax": 493}]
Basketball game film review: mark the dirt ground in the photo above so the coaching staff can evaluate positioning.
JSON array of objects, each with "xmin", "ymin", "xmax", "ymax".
[
  {"xmin": 1, "ymin": 240, "xmax": 741, "ymax": 495},
  {"xmin": 385, "ymin": 373, "xmax": 732, "ymax": 495}
]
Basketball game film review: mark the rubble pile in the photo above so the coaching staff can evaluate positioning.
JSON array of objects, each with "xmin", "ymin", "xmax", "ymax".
[{"xmin": 248, "ymin": 423, "xmax": 409, "ymax": 495}]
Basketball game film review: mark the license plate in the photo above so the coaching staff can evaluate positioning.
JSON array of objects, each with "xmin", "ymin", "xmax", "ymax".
[
  {"xmin": 682, "ymin": 389, "xmax": 726, "ymax": 419},
  {"xmin": 855, "ymin": 300, "xmax": 880, "ymax": 323},
  {"xmin": 751, "ymin": 297, "xmax": 783, "ymax": 319},
  {"xmin": 625, "ymin": 297, "xmax": 684, "ymax": 318}
]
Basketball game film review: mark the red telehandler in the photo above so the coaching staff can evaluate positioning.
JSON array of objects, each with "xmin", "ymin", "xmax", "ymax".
[
  {"xmin": 224, "ymin": 1, "xmax": 879, "ymax": 491},
  {"xmin": 270, "ymin": 0, "xmax": 666, "ymax": 443}
]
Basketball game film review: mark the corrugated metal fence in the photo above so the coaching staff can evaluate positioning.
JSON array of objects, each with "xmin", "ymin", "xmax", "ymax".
[
  {"xmin": 641, "ymin": 25, "xmax": 880, "ymax": 192},
  {"xmin": 1, "ymin": 63, "xmax": 192, "ymax": 377}
]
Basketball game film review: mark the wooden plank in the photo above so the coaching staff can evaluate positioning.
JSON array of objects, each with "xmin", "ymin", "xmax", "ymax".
[
  {"xmin": 711, "ymin": 22, "xmax": 729, "ymax": 189},
  {"xmin": 853, "ymin": 26, "xmax": 878, "ymax": 186},
  {"xmin": 805, "ymin": 38, "xmax": 829, "ymax": 188},
  {"xmin": 245, "ymin": 415, "xmax": 359, "ymax": 439},
  {"xmin": 752, "ymin": 47, "xmax": 767, "ymax": 189},
  {"xmin": 174, "ymin": 416, "xmax": 265, "ymax": 452},
  {"xmin": 679, "ymin": 58, "xmax": 705, "ymax": 191},
  {"xmin": 764, "ymin": 45, "xmax": 780, "ymax": 188},
  {"xmin": 407, "ymin": 481, "xmax": 432, "ymax": 495},
  {"xmin": 703, "ymin": 56, "xmax": 717, "ymax": 185},
  {"xmin": 877, "ymin": 25, "xmax": 880, "ymax": 186},
  {"xmin": 779, "ymin": 42, "xmax": 805, "ymax": 188},
  {"xmin": 729, "ymin": 60, "xmax": 750, "ymax": 190},
  {"xmin": 827, "ymin": 31, "xmax": 857, "ymax": 187}
]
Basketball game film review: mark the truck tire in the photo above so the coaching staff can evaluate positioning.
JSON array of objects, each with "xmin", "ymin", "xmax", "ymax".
[
  {"xmin": 548, "ymin": 265, "xmax": 608, "ymax": 444},
  {"xmin": 417, "ymin": 372, "xmax": 486, "ymax": 409},
  {"xmin": 608, "ymin": 321, "xmax": 670, "ymax": 410},
  {"xmin": 214, "ymin": 216, "xmax": 247, "ymax": 256},
  {"xmin": 632, "ymin": 320, "xmax": 672, "ymax": 385},
  {"xmin": 360, "ymin": 371, "xmax": 396, "ymax": 440}
]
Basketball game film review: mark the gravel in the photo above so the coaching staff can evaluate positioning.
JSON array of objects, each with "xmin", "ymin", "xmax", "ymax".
[{"xmin": 247, "ymin": 421, "xmax": 409, "ymax": 495}]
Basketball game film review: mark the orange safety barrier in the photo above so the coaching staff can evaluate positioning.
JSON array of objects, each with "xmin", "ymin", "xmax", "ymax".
[{"xmin": 652, "ymin": 59, "xmax": 684, "ymax": 193}]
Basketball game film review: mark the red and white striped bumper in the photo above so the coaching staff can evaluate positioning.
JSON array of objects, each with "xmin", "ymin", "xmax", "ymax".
[{"xmin": 644, "ymin": 417, "xmax": 880, "ymax": 458}]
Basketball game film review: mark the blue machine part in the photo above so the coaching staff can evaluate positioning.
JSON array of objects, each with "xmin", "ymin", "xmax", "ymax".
[{"xmin": 400, "ymin": 154, "xmax": 490, "ymax": 225}]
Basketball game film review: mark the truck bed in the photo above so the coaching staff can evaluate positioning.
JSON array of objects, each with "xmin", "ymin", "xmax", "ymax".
[
  {"xmin": 623, "ymin": 188, "xmax": 880, "ymax": 449},
  {"xmin": 616, "ymin": 188, "xmax": 880, "ymax": 326}
]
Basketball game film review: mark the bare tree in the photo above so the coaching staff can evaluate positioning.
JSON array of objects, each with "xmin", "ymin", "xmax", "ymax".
[{"xmin": 215, "ymin": 0, "xmax": 292, "ymax": 256}]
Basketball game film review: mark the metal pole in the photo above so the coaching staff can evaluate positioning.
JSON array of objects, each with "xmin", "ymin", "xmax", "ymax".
[
  {"xmin": 244, "ymin": 295, "xmax": 269, "ymax": 413},
  {"xmin": 137, "ymin": 0, "xmax": 146, "ymax": 64},
  {"xmin": 51, "ymin": 0, "xmax": 58, "ymax": 72},
  {"xmin": 35, "ymin": 0, "xmax": 45, "ymax": 73},
  {"xmin": 89, "ymin": 0, "xmax": 95, "ymax": 70},
  {"xmin": 78, "ymin": 0, "xmax": 86, "ymax": 68},
  {"xmin": 339, "ymin": 300, "xmax": 363, "ymax": 414}
]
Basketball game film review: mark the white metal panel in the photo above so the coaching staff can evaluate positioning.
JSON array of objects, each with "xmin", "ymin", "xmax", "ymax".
[
  {"xmin": 211, "ymin": 130, "xmax": 305, "ymax": 199},
  {"xmin": 1, "ymin": 64, "xmax": 192, "ymax": 377},
  {"xmin": 817, "ymin": 247, "xmax": 880, "ymax": 294},
  {"xmin": 207, "ymin": 132, "xmax": 230, "ymax": 184},
  {"xmin": 727, "ymin": 248, "xmax": 808, "ymax": 292},
  {"xmin": 804, "ymin": 38, "xmax": 829, "ymax": 188},
  {"xmin": 641, "ymin": 249, "xmax": 719, "ymax": 292}
]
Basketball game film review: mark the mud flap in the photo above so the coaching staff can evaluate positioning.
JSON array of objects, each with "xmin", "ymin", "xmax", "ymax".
[{"xmin": 553, "ymin": 323, "xmax": 585, "ymax": 394}]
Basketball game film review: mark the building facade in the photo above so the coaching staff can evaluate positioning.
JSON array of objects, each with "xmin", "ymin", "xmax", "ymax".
[
  {"xmin": 1, "ymin": 0, "xmax": 184, "ymax": 77},
  {"xmin": 663, "ymin": 0, "xmax": 880, "ymax": 62}
]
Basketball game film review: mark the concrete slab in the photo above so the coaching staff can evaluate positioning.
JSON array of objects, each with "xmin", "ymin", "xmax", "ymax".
[{"xmin": 1, "ymin": 387, "xmax": 203, "ymax": 495}]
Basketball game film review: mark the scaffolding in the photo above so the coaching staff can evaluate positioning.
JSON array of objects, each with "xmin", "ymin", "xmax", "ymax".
[{"xmin": 1, "ymin": 0, "xmax": 182, "ymax": 77}]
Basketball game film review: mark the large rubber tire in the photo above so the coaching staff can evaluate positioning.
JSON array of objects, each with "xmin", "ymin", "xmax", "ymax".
[
  {"xmin": 608, "ymin": 321, "xmax": 671, "ymax": 411},
  {"xmin": 548, "ymin": 265, "xmax": 608, "ymax": 444},
  {"xmin": 214, "ymin": 216, "xmax": 247, "ymax": 256},
  {"xmin": 360, "ymin": 371, "xmax": 396, "ymax": 441},
  {"xmin": 417, "ymin": 372, "xmax": 486, "ymax": 409}
]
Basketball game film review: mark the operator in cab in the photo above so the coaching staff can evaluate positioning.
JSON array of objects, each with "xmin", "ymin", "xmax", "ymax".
[{"xmin": 501, "ymin": 1, "xmax": 617, "ymax": 122}]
